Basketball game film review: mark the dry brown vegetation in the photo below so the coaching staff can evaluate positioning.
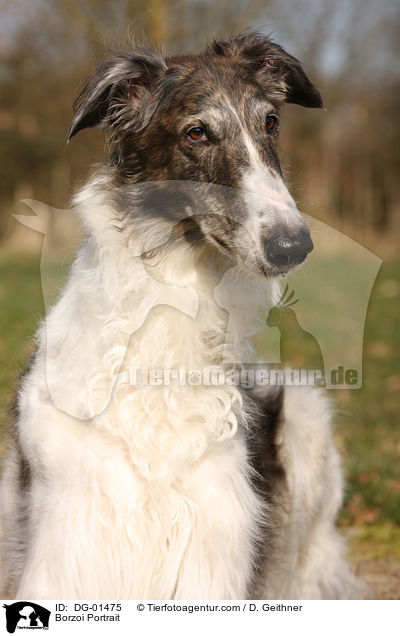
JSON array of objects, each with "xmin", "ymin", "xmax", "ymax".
[{"xmin": 0, "ymin": 0, "xmax": 399, "ymax": 250}]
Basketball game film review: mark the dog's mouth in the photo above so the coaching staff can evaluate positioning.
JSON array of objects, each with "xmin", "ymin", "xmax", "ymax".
[
  {"xmin": 188, "ymin": 218, "xmax": 313, "ymax": 280},
  {"xmin": 258, "ymin": 260, "xmax": 290, "ymax": 278},
  {"xmin": 207, "ymin": 234, "xmax": 305, "ymax": 279},
  {"xmin": 210, "ymin": 234, "xmax": 232, "ymax": 253},
  {"xmin": 257, "ymin": 253, "xmax": 312, "ymax": 279}
]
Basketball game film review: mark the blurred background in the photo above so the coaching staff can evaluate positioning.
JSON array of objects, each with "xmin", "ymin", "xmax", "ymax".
[{"xmin": 0, "ymin": 0, "xmax": 399, "ymax": 598}]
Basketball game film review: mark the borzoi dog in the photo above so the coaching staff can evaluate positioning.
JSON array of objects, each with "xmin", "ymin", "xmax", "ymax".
[{"xmin": 0, "ymin": 32, "xmax": 361, "ymax": 599}]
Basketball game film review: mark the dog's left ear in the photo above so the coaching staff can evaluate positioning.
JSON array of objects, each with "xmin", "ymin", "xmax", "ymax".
[
  {"xmin": 257, "ymin": 43, "xmax": 323, "ymax": 108},
  {"xmin": 208, "ymin": 33, "xmax": 323, "ymax": 109},
  {"xmin": 67, "ymin": 48, "xmax": 167, "ymax": 141}
]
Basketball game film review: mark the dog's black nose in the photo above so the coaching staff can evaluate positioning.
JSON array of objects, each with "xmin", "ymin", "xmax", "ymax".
[{"xmin": 265, "ymin": 232, "xmax": 313, "ymax": 267}]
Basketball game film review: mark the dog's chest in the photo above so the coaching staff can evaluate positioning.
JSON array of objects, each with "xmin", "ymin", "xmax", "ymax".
[{"xmin": 81, "ymin": 426, "xmax": 260, "ymax": 598}]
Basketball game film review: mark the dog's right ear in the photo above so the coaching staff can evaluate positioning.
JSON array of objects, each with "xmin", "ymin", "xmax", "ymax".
[
  {"xmin": 207, "ymin": 33, "xmax": 323, "ymax": 109},
  {"xmin": 67, "ymin": 49, "xmax": 167, "ymax": 141}
]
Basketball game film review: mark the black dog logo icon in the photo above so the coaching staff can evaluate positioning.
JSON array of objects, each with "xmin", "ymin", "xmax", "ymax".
[{"xmin": 3, "ymin": 602, "xmax": 50, "ymax": 633}]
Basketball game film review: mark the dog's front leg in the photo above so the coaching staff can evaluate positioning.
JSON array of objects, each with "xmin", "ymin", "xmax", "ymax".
[
  {"xmin": 173, "ymin": 530, "xmax": 252, "ymax": 600},
  {"xmin": 172, "ymin": 441, "xmax": 263, "ymax": 600}
]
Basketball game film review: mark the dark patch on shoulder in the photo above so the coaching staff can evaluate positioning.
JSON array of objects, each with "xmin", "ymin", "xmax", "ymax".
[
  {"xmin": 8, "ymin": 349, "xmax": 37, "ymax": 491},
  {"xmin": 243, "ymin": 383, "xmax": 286, "ymax": 597},
  {"xmin": 246, "ymin": 385, "xmax": 285, "ymax": 489}
]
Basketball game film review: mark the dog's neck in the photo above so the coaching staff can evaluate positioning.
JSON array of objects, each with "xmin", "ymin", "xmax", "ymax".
[
  {"xmin": 42, "ymin": 172, "xmax": 276, "ymax": 428},
  {"xmin": 73, "ymin": 173, "xmax": 275, "ymax": 370}
]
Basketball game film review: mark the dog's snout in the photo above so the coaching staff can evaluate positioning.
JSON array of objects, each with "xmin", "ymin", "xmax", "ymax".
[{"xmin": 265, "ymin": 231, "xmax": 313, "ymax": 268}]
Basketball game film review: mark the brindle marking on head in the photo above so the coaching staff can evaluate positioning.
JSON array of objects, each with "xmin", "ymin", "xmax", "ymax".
[
  {"xmin": 68, "ymin": 33, "xmax": 322, "ymax": 183},
  {"xmin": 68, "ymin": 32, "xmax": 322, "ymax": 277}
]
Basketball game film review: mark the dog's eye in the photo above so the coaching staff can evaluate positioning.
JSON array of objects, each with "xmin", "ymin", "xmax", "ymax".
[
  {"xmin": 187, "ymin": 126, "xmax": 208, "ymax": 142},
  {"xmin": 266, "ymin": 114, "xmax": 279, "ymax": 133}
]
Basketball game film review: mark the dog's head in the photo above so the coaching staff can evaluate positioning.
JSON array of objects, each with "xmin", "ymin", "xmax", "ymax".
[{"xmin": 68, "ymin": 32, "xmax": 322, "ymax": 277}]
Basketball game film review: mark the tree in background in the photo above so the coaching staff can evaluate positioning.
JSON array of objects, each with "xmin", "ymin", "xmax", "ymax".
[{"xmin": 0, "ymin": 0, "xmax": 398, "ymax": 245}]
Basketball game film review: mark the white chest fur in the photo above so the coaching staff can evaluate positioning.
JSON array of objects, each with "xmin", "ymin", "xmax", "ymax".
[{"xmin": 16, "ymin": 185, "xmax": 271, "ymax": 598}]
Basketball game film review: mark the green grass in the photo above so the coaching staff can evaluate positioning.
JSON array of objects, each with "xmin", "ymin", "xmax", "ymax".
[
  {"xmin": 0, "ymin": 252, "xmax": 399, "ymax": 536},
  {"xmin": 0, "ymin": 253, "xmax": 44, "ymax": 442},
  {"xmin": 348, "ymin": 523, "xmax": 400, "ymax": 561},
  {"xmin": 335, "ymin": 260, "xmax": 400, "ymax": 527}
]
